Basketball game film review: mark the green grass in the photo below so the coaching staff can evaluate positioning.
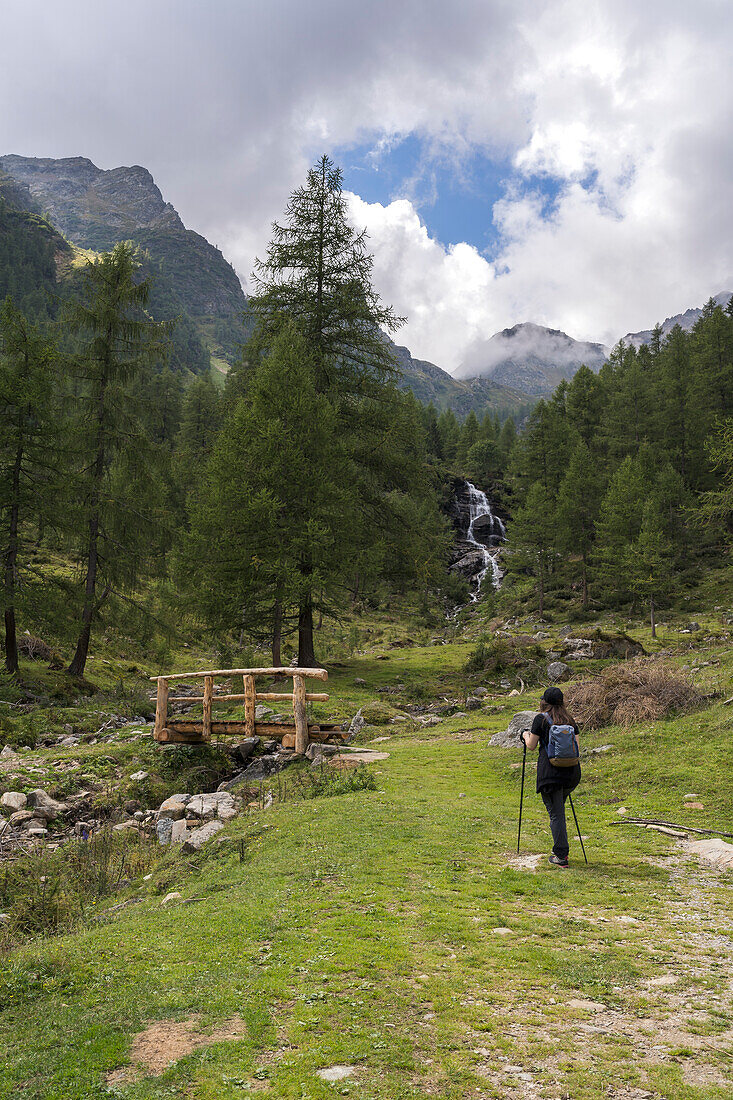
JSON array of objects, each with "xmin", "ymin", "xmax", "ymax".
[{"xmin": 1, "ymin": 629, "xmax": 732, "ymax": 1099}]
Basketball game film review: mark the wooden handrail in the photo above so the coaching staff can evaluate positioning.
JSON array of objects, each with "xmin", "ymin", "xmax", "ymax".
[
  {"xmin": 150, "ymin": 666, "xmax": 328, "ymax": 681},
  {"xmin": 152, "ymin": 666, "xmax": 329, "ymax": 752}
]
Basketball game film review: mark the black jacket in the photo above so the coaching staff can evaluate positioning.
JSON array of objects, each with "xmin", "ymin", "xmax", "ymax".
[{"xmin": 531, "ymin": 713, "xmax": 581, "ymax": 794}]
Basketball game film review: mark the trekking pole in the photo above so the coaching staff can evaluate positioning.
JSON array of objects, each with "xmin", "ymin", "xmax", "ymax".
[
  {"xmin": 568, "ymin": 793, "xmax": 588, "ymax": 864},
  {"xmin": 517, "ymin": 735, "xmax": 527, "ymax": 854}
]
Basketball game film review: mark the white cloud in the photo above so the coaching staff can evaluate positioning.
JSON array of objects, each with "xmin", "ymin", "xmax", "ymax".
[{"xmin": 2, "ymin": 0, "xmax": 733, "ymax": 371}]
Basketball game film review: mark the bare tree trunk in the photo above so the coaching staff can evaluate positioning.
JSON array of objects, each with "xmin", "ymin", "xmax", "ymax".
[
  {"xmin": 538, "ymin": 569, "xmax": 544, "ymax": 619},
  {"xmin": 3, "ymin": 437, "xmax": 23, "ymax": 674},
  {"xmin": 298, "ymin": 600, "xmax": 317, "ymax": 667},
  {"xmin": 68, "ymin": 510, "xmax": 100, "ymax": 678},
  {"xmin": 650, "ymin": 593, "xmax": 656, "ymax": 639},
  {"xmin": 581, "ymin": 554, "xmax": 588, "ymax": 609},
  {"xmin": 272, "ymin": 599, "xmax": 282, "ymax": 666}
]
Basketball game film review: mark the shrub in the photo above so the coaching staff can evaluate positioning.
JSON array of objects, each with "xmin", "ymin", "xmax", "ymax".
[
  {"xmin": 464, "ymin": 636, "xmax": 545, "ymax": 676},
  {"xmin": 360, "ymin": 699, "xmax": 400, "ymax": 725},
  {"xmin": 566, "ymin": 658, "xmax": 704, "ymax": 730}
]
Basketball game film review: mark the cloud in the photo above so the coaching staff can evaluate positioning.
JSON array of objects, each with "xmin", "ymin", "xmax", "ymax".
[{"xmin": 2, "ymin": 0, "xmax": 733, "ymax": 369}]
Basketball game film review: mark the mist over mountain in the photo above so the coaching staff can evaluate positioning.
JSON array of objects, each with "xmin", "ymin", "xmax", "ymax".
[
  {"xmin": 622, "ymin": 290, "xmax": 733, "ymax": 349},
  {"xmin": 454, "ymin": 322, "xmax": 609, "ymax": 395}
]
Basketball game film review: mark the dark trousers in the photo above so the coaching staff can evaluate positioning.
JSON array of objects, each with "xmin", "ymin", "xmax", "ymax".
[{"xmin": 541, "ymin": 787, "xmax": 571, "ymax": 860}]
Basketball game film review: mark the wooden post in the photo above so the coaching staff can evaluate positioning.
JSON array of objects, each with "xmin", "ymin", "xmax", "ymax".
[
  {"xmin": 154, "ymin": 678, "xmax": 169, "ymax": 741},
  {"xmin": 243, "ymin": 673, "xmax": 256, "ymax": 738},
  {"xmin": 293, "ymin": 674, "xmax": 308, "ymax": 755},
  {"xmin": 202, "ymin": 675, "xmax": 213, "ymax": 741}
]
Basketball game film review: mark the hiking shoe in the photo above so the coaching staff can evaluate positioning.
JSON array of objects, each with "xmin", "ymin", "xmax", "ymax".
[{"xmin": 548, "ymin": 854, "xmax": 569, "ymax": 868}]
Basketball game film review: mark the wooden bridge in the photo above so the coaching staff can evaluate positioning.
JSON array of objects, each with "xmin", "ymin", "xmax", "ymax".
[{"xmin": 151, "ymin": 666, "xmax": 344, "ymax": 753}]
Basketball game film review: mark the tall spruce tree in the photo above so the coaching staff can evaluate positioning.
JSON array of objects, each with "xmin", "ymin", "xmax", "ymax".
[
  {"xmin": 66, "ymin": 243, "xmax": 167, "ymax": 678},
  {"xmin": 245, "ymin": 155, "xmax": 428, "ymax": 664},
  {"xmin": 625, "ymin": 502, "xmax": 675, "ymax": 637},
  {"xmin": 0, "ymin": 299, "xmax": 59, "ymax": 672},
  {"xmin": 556, "ymin": 438, "xmax": 602, "ymax": 607}
]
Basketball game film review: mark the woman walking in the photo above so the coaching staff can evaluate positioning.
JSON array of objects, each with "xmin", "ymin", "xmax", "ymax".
[{"xmin": 522, "ymin": 686, "xmax": 581, "ymax": 867}]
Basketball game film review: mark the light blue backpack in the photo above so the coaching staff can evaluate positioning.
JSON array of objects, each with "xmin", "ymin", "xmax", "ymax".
[{"xmin": 547, "ymin": 723, "xmax": 579, "ymax": 767}]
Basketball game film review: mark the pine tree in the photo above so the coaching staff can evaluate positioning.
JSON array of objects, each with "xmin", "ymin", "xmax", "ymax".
[
  {"xmin": 556, "ymin": 438, "xmax": 603, "ymax": 607},
  {"xmin": 247, "ymin": 155, "xmax": 410, "ymax": 662},
  {"xmin": 506, "ymin": 482, "xmax": 557, "ymax": 617},
  {"xmin": 65, "ymin": 243, "xmax": 167, "ymax": 678},
  {"xmin": 625, "ymin": 502, "xmax": 676, "ymax": 637},
  {"xmin": 593, "ymin": 455, "xmax": 649, "ymax": 602},
  {"xmin": 0, "ymin": 299, "xmax": 59, "ymax": 672}
]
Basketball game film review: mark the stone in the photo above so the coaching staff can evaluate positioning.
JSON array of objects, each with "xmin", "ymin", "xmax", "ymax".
[
  {"xmin": 305, "ymin": 743, "xmax": 323, "ymax": 762},
  {"xmin": 170, "ymin": 819, "xmax": 188, "ymax": 844},
  {"xmin": 0, "ymin": 745, "xmax": 18, "ymax": 759},
  {"xmin": 129, "ymin": 770, "xmax": 149, "ymax": 782},
  {"xmin": 0, "ymin": 791, "xmax": 27, "ymax": 812},
  {"xmin": 26, "ymin": 826, "xmax": 48, "ymax": 838},
  {"xmin": 547, "ymin": 661, "xmax": 571, "ymax": 682},
  {"xmin": 59, "ymin": 736, "xmax": 80, "ymax": 747},
  {"xmin": 158, "ymin": 796, "xmax": 187, "ymax": 820},
  {"xmin": 686, "ymin": 838, "xmax": 733, "ymax": 870},
  {"xmin": 688, "ymin": 621, "xmax": 701, "ymax": 631},
  {"xmin": 348, "ymin": 707, "xmax": 365, "ymax": 738},
  {"xmin": 186, "ymin": 792, "xmax": 235, "ymax": 819},
  {"xmin": 617, "ymin": 806, "xmax": 627, "ymax": 815},
  {"xmin": 420, "ymin": 715, "xmax": 442, "ymax": 727},
  {"xmin": 231, "ymin": 737, "xmax": 259, "ymax": 766},
  {"xmin": 25, "ymin": 789, "xmax": 67, "ymax": 820},
  {"xmin": 354, "ymin": 677, "xmax": 366, "ymax": 686},
  {"xmin": 489, "ymin": 711, "xmax": 539, "ymax": 747},
  {"xmin": 181, "ymin": 819, "xmax": 224, "ymax": 853},
  {"xmin": 309, "ymin": 752, "xmax": 326, "ymax": 767},
  {"xmin": 254, "ymin": 704, "xmax": 274, "ymax": 721},
  {"xmin": 683, "ymin": 793, "xmax": 700, "ymax": 800},
  {"xmin": 465, "ymin": 696, "xmax": 484, "ymax": 710},
  {"xmin": 585, "ymin": 744, "xmax": 613, "ymax": 755},
  {"xmin": 473, "ymin": 687, "xmax": 489, "ymax": 697},
  {"xmin": 123, "ymin": 800, "xmax": 141, "ymax": 814},
  {"xmin": 219, "ymin": 753, "xmax": 290, "ymax": 788},
  {"xmin": 316, "ymin": 1066, "xmax": 355, "ymax": 1083},
  {"xmin": 156, "ymin": 817, "xmax": 174, "ymax": 845},
  {"xmin": 685, "ymin": 802, "xmax": 704, "ymax": 810},
  {"xmin": 160, "ymin": 892, "xmax": 182, "ymax": 905}
]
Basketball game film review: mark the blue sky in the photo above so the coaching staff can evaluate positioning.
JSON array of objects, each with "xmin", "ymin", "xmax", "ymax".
[{"xmin": 334, "ymin": 134, "xmax": 562, "ymax": 258}]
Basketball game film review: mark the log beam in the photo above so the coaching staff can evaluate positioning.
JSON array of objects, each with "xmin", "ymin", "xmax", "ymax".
[
  {"xmin": 293, "ymin": 674, "xmax": 308, "ymax": 755},
  {"xmin": 202, "ymin": 676, "xmax": 213, "ymax": 741}
]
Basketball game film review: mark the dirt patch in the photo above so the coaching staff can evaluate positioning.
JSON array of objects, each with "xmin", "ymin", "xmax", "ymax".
[
  {"xmin": 505, "ymin": 853, "xmax": 543, "ymax": 872},
  {"xmin": 106, "ymin": 1014, "xmax": 246, "ymax": 1084}
]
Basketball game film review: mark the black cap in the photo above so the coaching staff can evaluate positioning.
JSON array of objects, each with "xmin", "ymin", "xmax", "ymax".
[{"xmin": 542, "ymin": 686, "xmax": 564, "ymax": 706}]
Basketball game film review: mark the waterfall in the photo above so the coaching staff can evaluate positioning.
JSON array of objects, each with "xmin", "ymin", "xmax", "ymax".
[{"xmin": 465, "ymin": 481, "xmax": 505, "ymax": 599}]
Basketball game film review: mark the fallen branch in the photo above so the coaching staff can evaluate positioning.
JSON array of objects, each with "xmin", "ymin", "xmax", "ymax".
[{"xmin": 610, "ymin": 817, "xmax": 733, "ymax": 840}]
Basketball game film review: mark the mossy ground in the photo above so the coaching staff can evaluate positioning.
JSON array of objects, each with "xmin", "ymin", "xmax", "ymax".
[{"xmin": 1, "ymin": 612, "xmax": 732, "ymax": 1099}]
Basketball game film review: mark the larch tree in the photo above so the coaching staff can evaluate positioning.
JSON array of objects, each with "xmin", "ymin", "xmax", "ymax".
[
  {"xmin": 66, "ymin": 243, "xmax": 167, "ymax": 678},
  {"xmin": 0, "ymin": 298, "xmax": 59, "ymax": 672}
]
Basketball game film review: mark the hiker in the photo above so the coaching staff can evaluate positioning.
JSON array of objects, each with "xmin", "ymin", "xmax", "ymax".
[{"xmin": 521, "ymin": 686, "xmax": 581, "ymax": 868}]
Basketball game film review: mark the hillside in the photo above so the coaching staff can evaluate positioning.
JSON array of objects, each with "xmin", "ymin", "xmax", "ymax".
[
  {"xmin": 1, "ymin": 614, "xmax": 732, "ymax": 1099},
  {"xmin": 0, "ymin": 155, "xmax": 250, "ymax": 369},
  {"xmin": 391, "ymin": 341, "xmax": 534, "ymax": 419},
  {"xmin": 455, "ymin": 321, "xmax": 609, "ymax": 395}
]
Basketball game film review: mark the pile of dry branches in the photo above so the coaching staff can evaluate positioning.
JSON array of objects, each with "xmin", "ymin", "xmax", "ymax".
[{"xmin": 567, "ymin": 658, "xmax": 705, "ymax": 730}]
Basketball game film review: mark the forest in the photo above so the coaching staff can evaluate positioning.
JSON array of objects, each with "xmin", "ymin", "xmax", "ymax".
[{"xmin": 2, "ymin": 156, "xmax": 733, "ymax": 683}]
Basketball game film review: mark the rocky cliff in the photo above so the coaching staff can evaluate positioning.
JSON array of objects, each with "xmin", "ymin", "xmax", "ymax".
[{"xmin": 0, "ymin": 155, "xmax": 249, "ymax": 365}]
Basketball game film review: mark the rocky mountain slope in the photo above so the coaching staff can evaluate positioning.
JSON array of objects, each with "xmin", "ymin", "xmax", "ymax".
[
  {"xmin": 454, "ymin": 321, "xmax": 609, "ymax": 395},
  {"xmin": 0, "ymin": 155, "xmax": 249, "ymax": 368},
  {"xmin": 390, "ymin": 342, "xmax": 533, "ymax": 418},
  {"xmin": 622, "ymin": 289, "xmax": 733, "ymax": 348}
]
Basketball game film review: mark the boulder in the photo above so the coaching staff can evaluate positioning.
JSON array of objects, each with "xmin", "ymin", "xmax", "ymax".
[
  {"xmin": 465, "ymin": 696, "xmax": 484, "ymax": 710},
  {"xmin": 348, "ymin": 708, "xmax": 365, "ymax": 738},
  {"xmin": 187, "ymin": 792, "xmax": 236, "ymax": 820},
  {"xmin": 157, "ymin": 817, "xmax": 188, "ymax": 845},
  {"xmin": 219, "ymin": 753, "xmax": 292, "ymax": 789},
  {"xmin": 181, "ymin": 819, "xmax": 223, "ymax": 853},
  {"xmin": 158, "ymin": 796, "xmax": 187, "ymax": 820},
  {"xmin": 231, "ymin": 738, "xmax": 259, "ymax": 766},
  {"xmin": 254, "ymin": 704, "xmax": 274, "ymax": 721},
  {"xmin": 129, "ymin": 770, "xmax": 149, "ymax": 782},
  {"xmin": 354, "ymin": 677, "xmax": 366, "ymax": 686},
  {"xmin": 0, "ymin": 745, "xmax": 18, "ymax": 759},
  {"xmin": 0, "ymin": 791, "xmax": 27, "ymax": 812},
  {"xmin": 489, "ymin": 710, "xmax": 539, "ymax": 747},
  {"xmin": 547, "ymin": 661, "xmax": 571, "ymax": 683},
  {"xmin": 26, "ymin": 789, "xmax": 67, "ymax": 820}
]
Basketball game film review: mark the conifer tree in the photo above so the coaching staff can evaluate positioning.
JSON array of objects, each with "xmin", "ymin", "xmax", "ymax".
[
  {"xmin": 507, "ymin": 482, "xmax": 556, "ymax": 617},
  {"xmin": 593, "ymin": 455, "xmax": 649, "ymax": 601},
  {"xmin": 0, "ymin": 299, "xmax": 58, "ymax": 672},
  {"xmin": 65, "ymin": 243, "xmax": 167, "ymax": 678},
  {"xmin": 556, "ymin": 438, "xmax": 602, "ymax": 606},
  {"xmin": 625, "ymin": 502, "xmax": 675, "ymax": 637}
]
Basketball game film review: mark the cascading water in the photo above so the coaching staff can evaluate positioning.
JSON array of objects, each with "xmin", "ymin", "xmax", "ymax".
[{"xmin": 465, "ymin": 481, "xmax": 505, "ymax": 600}]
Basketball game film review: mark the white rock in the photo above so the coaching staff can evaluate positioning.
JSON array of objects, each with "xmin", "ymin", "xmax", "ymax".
[
  {"xmin": 687, "ymin": 838, "xmax": 733, "ymax": 870},
  {"xmin": 181, "ymin": 819, "xmax": 224, "ymax": 852},
  {"xmin": 158, "ymin": 797, "xmax": 187, "ymax": 820},
  {"xmin": 0, "ymin": 792, "xmax": 27, "ymax": 812},
  {"xmin": 317, "ymin": 1066, "xmax": 355, "ymax": 1083},
  {"xmin": 161, "ymin": 892, "xmax": 181, "ymax": 905},
  {"xmin": 187, "ymin": 792, "xmax": 235, "ymax": 819},
  {"xmin": 129, "ymin": 770, "xmax": 149, "ymax": 782}
]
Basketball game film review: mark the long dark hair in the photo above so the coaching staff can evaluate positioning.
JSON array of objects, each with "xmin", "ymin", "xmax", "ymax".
[{"xmin": 540, "ymin": 699, "xmax": 574, "ymax": 726}]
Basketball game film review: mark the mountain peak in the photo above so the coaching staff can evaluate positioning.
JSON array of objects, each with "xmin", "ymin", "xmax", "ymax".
[{"xmin": 454, "ymin": 321, "xmax": 609, "ymax": 395}]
